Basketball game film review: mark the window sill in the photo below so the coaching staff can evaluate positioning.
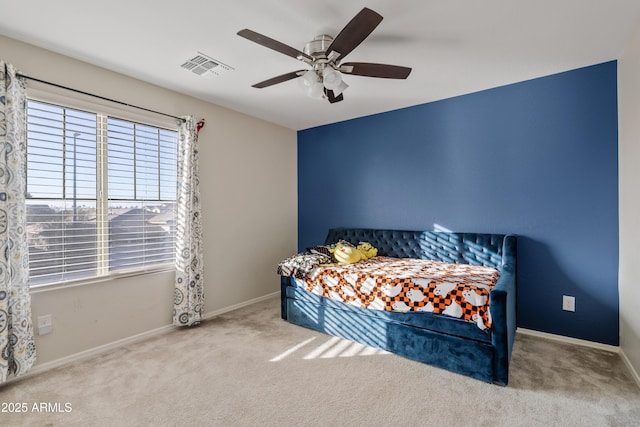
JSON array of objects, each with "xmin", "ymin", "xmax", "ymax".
[{"xmin": 29, "ymin": 264, "xmax": 175, "ymax": 294}]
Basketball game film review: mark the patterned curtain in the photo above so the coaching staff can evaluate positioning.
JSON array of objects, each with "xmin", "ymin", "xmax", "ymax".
[
  {"xmin": 0, "ymin": 62, "xmax": 36, "ymax": 382},
  {"xmin": 173, "ymin": 117, "xmax": 204, "ymax": 326}
]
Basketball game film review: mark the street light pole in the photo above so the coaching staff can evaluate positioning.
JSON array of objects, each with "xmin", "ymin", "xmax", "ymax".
[{"xmin": 73, "ymin": 132, "xmax": 81, "ymax": 222}]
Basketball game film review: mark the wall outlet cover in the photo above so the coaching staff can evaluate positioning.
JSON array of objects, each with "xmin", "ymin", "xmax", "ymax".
[
  {"xmin": 562, "ymin": 295, "xmax": 576, "ymax": 312},
  {"xmin": 37, "ymin": 314, "xmax": 53, "ymax": 335}
]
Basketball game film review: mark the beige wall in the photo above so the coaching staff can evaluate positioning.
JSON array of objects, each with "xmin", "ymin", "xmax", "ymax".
[
  {"xmin": 619, "ymin": 22, "xmax": 640, "ymax": 382},
  {"xmin": 1, "ymin": 35, "xmax": 298, "ymax": 367}
]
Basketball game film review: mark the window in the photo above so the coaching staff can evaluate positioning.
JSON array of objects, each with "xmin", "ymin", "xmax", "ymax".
[{"xmin": 26, "ymin": 100, "xmax": 178, "ymax": 286}]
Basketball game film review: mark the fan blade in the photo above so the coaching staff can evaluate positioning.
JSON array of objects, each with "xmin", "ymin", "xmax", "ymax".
[
  {"xmin": 237, "ymin": 29, "xmax": 313, "ymax": 63},
  {"xmin": 252, "ymin": 70, "xmax": 306, "ymax": 88},
  {"xmin": 341, "ymin": 62, "xmax": 412, "ymax": 79},
  {"xmin": 326, "ymin": 7, "xmax": 383, "ymax": 61},
  {"xmin": 324, "ymin": 88, "xmax": 344, "ymax": 104}
]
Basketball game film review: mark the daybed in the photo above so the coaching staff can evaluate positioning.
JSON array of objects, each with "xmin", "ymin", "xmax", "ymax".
[{"xmin": 279, "ymin": 228, "xmax": 517, "ymax": 385}]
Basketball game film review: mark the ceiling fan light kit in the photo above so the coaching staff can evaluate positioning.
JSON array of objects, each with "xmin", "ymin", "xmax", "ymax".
[
  {"xmin": 237, "ymin": 7, "xmax": 411, "ymax": 104},
  {"xmin": 322, "ymin": 67, "xmax": 343, "ymax": 90},
  {"xmin": 298, "ymin": 70, "xmax": 325, "ymax": 99}
]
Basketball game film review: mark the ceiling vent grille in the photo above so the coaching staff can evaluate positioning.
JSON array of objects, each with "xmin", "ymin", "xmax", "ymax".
[{"xmin": 181, "ymin": 52, "xmax": 233, "ymax": 77}]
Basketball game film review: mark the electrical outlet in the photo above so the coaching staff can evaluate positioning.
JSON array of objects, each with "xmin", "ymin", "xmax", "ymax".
[
  {"xmin": 562, "ymin": 295, "xmax": 575, "ymax": 312},
  {"xmin": 37, "ymin": 315, "xmax": 53, "ymax": 335}
]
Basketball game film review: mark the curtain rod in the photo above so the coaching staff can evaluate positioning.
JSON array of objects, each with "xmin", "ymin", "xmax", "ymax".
[{"xmin": 16, "ymin": 73, "xmax": 186, "ymax": 123}]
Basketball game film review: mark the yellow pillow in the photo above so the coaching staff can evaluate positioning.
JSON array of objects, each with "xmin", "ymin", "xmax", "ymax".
[
  {"xmin": 357, "ymin": 242, "xmax": 378, "ymax": 259},
  {"xmin": 333, "ymin": 243, "xmax": 364, "ymax": 265}
]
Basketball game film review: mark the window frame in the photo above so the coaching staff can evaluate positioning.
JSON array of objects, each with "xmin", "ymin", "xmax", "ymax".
[{"xmin": 25, "ymin": 87, "xmax": 181, "ymax": 290}]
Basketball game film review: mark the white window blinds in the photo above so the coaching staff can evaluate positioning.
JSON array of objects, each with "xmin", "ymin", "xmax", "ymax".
[{"xmin": 26, "ymin": 100, "xmax": 178, "ymax": 286}]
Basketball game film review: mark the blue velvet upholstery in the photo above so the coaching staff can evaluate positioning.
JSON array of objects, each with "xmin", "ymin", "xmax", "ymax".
[{"xmin": 281, "ymin": 228, "xmax": 517, "ymax": 385}]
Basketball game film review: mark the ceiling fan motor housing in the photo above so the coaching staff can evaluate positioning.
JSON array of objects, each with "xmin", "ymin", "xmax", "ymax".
[{"xmin": 303, "ymin": 34, "xmax": 334, "ymax": 59}]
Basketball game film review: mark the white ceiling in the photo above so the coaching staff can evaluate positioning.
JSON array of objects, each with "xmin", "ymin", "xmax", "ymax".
[{"xmin": 1, "ymin": 0, "xmax": 640, "ymax": 130}]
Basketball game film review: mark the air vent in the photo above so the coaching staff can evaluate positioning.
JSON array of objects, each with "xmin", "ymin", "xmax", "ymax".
[{"xmin": 181, "ymin": 52, "xmax": 233, "ymax": 77}]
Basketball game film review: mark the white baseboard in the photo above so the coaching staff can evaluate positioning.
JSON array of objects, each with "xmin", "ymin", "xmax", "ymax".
[
  {"xmin": 620, "ymin": 348, "xmax": 640, "ymax": 389},
  {"xmin": 516, "ymin": 328, "xmax": 619, "ymax": 353},
  {"xmin": 6, "ymin": 323, "xmax": 175, "ymax": 386},
  {"xmin": 203, "ymin": 291, "xmax": 279, "ymax": 319},
  {"xmin": 4, "ymin": 291, "xmax": 280, "ymax": 386}
]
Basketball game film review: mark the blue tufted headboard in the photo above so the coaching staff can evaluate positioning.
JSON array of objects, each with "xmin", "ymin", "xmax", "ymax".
[{"xmin": 324, "ymin": 228, "xmax": 509, "ymax": 269}]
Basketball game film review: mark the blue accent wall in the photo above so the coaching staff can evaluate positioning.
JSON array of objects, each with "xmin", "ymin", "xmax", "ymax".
[{"xmin": 297, "ymin": 61, "xmax": 619, "ymax": 345}]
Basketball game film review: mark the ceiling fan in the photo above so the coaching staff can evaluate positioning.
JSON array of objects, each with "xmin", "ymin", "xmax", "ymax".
[{"xmin": 237, "ymin": 7, "xmax": 412, "ymax": 104}]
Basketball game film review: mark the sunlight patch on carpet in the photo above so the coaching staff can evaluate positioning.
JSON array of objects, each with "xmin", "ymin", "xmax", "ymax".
[
  {"xmin": 269, "ymin": 337, "xmax": 317, "ymax": 362},
  {"xmin": 270, "ymin": 336, "xmax": 390, "ymax": 362}
]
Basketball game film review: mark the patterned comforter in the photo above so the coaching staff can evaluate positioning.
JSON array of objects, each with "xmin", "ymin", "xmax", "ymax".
[{"xmin": 294, "ymin": 257, "xmax": 500, "ymax": 330}]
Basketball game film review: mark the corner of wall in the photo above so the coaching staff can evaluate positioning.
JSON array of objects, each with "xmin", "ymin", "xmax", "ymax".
[{"xmin": 618, "ymin": 18, "xmax": 640, "ymax": 387}]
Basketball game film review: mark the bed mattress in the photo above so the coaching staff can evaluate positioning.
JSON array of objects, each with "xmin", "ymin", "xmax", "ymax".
[{"xmin": 294, "ymin": 256, "xmax": 500, "ymax": 330}]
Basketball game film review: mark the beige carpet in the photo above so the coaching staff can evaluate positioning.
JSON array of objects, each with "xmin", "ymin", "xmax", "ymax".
[{"xmin": 1, "ymin": 296, "xmax": 639, "ymax": 427}]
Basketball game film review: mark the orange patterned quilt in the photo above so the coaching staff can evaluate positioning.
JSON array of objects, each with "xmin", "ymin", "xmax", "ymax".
[{"xmin": 296, "ymin": 256, "xmax": 500, "ymax": 330}]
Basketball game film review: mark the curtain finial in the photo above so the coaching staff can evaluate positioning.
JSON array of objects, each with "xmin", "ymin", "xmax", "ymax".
[{"xmin": 196, "ymin": 118, "xmax": 205, "ymax": 135}]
